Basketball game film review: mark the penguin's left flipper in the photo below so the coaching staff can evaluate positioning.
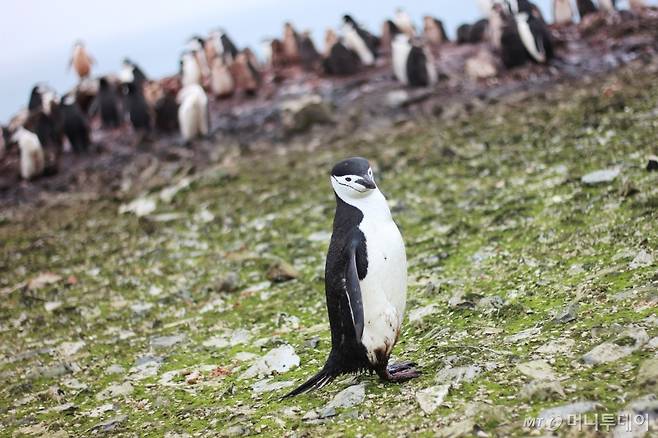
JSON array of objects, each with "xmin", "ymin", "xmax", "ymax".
[{"xmin": 344, "ymin": 237, "xmax": 365, "ymax": 341}]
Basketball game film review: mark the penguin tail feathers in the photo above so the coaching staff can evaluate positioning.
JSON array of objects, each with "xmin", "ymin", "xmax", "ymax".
[{"xmin": 282, "ymin": 366, "xmax": 338, "ymax": 399}]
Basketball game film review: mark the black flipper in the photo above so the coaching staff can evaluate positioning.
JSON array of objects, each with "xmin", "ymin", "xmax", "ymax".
[{"xmin": 345, "ymin": 236, "xmax": 365, "ymax": 341}]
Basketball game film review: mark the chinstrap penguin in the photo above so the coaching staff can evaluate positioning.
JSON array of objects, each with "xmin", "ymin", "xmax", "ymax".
[
  {"xmin": 390, "ymin": 26, "xmax": 437, "ymax": 87},
  {"xmin": 342, "ymin": 15, "xmax": 379, "ymax": 67},
  {"xmin": 177, "ymin": 83, "xmax": 209, "ymax": 144},
  {"xmin": 90, "ymin": 77, "xmax": 122, "ymax": 129},
  {"xmin": 286, "ymin": 157, "xmax": 419, "ymax": 397},
  {"xmin": 59, "ymin": 94, "xmax": 91, "ymax": 153},
  {"xmin": 11, "ymin": 127, "xmax": 45, "ymax": 180}
]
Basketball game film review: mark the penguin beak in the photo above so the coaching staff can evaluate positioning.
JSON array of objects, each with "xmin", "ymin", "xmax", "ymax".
[{"xmin": 356, "ymin": 176, "xmax": 376, "ymax": 190}]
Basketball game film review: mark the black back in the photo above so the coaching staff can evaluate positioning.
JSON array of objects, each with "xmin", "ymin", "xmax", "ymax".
[
  {"xmin": 60, "ymin": 98, "xmax": 90, "ymax": 153},
  {"xmin": 155, "ymin": 91, "xmax": 179, "ymax": 133},
  {"xmin": 28, "ymin": 86, "xmax": 43, "ymax": 113},
  {"xmin": 435, "ymin": 19, "xmax": 450, "ymax": 42},
  {"xmin": 324, "ymin": 195, "xmax": 370, "ymax": 372},
  {"xmin": 94, "ymin": 77, "xmax": 121, "ymax": 128},
  {"xmin": 299, "ymin": 35, "xmax": 321, "ymax": 71},
  {"xmin": 527, "ymin": 14, "xmax": 554, "ymax": 61},
  {"xmin": 469, "ymin": 18, "xmax": 489, "ymax": 43},
  {"xmin": 123, "ymin": 82, "xmax": 151, "ymax": 131},
  {"xmin": 456, "ymin": 24, "xmax": 472, "ymax": 44},
  {"xmin": 221, "ymin": 34, "xmax": 239, "ymax": 60},
  {"xmin": 501, "ymin": 17, "xmax": 530, "ymax": 68},
  {"xmin": 406, "ymin": 46, "xmax": 430, "ymax": 87},
  {"xmin": 344, "ymin": 15, "xmax": 380, "ymax": 58},
  {"xmin": 323, "ymin": 43, "xmax": 361, "ymax": 76},
  {"xmin": 576, "ymin": 0, "xmax": 598, "ymax": 18}
]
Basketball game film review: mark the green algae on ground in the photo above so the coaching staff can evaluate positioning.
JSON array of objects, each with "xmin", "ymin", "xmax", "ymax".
[{"xmin": 1, "ymin": 63, "xmax": 657, "ymax": 437}]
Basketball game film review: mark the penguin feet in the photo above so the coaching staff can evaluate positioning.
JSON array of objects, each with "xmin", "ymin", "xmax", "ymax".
[{"xmin": 377, "ymin": 361, "xmax": 421, "ymax": 382}]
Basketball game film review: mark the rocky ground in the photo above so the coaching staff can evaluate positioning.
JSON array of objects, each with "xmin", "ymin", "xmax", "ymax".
[{"xmin": 0, "ymin": 55, "xmax": 657, "ymax": 436}]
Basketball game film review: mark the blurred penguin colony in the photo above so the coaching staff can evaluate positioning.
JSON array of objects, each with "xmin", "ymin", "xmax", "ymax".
[{"xmin": 0, "ymin": 0, "xmax": 654, "ymax": 181}]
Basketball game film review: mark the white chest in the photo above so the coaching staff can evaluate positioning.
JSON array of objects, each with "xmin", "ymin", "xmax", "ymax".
[{"xmin": 358, "ymin": 215, "xmax": 407, "ymax": 364}]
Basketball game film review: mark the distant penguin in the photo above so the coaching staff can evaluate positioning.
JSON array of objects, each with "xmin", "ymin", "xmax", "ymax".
[
  {"xmin": 119, "ymin": 58, "xmax": 148, "ymax": 85},
  {"xmin": 219, "ymin": 32, "xmax": 240, "ymax": 62},
  {"xmin": 283, "ymin": 22, "xmax": 301, "ymax": 64},
  {"xmin": 285, "ymin": 157, "xmax": 419, "ymax": 398},
  {"xmin": 342, "ymin": 15, "xmax": 380, "ymax": 67},
  {"xmin": 470, "ymin": 18, "xmax": 490, "ymax": 42},
  {"xmin": 123, "ymin": 81, "xmax": 152, "ymax": 135},
  {"xmin": 391, "ymin": 29, "xmax": 437, "ymax": 87},
  {"xmin": 488, "ymin": 3, "xmax": 506, "ymax": 49},
  {"xmin": 69, "ymin": 41, "xmax": 94, "ymax": 80},
  {"xmin": 298, "ymin": 31, "xmax": 322, "ymax": 71},
  {"xmin": 423, "ymin": 16, "xmax": 450, "ymax": 46},
  {"xmin": 180, "ymin": 51, "xmax": 202, "ymax": 87},
  {"xmin": 629, "ymin": 0, "xmax": 647, "ymax": 12},
  {"xmin": 380, "ymin": 20, "xmax": 401, "ymax": 55},
  {"xmin": 515, "ymin": 12, "xmax": 553, "ymax": 64},
  {"xmin": 25, "ymin": 86, "xmax": 63, "ymax": 156},
  {"xmin": 457, "ymin": 24, "xmax": 473, "ymax": 44},
  {"xmin": 231, "ymin": 51, "xmax": 260, "ymax": 96},
  {"xmin": 90, "ymin": 77, "xmax": 121, "ymax": 129},
  {"xmin": 210, "ymin": 56, "xmax": 235, "ymax": 98},
  {"xmin": 154, "ymin": 89, "xmax": 179, "ymax": 134},
  {"xmin": 187, "ymin": 36, "xmax": 211, "ymax": 79},
  {"xmin": 323, "ymin": 29, "xmax": 361, "ymax": 76},
  {"xmin": 394, "ymin": 8, "xmax": 416, "ymax": 37},
  {"xmin": 576, "ymin": 0, "xmax": 598, "ymax": 18},
  {"xmin": 598, "ymin": 0, "xmax": 617, "ymax": 12},
  {"xmin": 28, "ymin": 86, "xmax": 44, "ymax": 113},
  {"xmin": 12, "ymin": 127, "xmax": 45, "ymax": 180},
  {"xmin": 177, "ymin": 83, "xmax": 209, "ymax": 144},
  {"xmin": 553, "ymin": 0, "xmax": 575, "ymax": 24},
  {"xmin": 60, "ymin": 94, "xmax": 91, "ymax": 153},
  {"xmin": 0, "ymin": 126, "xmax": 6, "ymax": 160}
]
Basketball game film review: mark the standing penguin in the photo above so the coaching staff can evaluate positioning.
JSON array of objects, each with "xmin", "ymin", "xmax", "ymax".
[
  {"xmin": 11, "ymin": 127, "xmax": 45, "ymax": 180},
  {"xmin": 282, "ymin": 22, "xmax": 301, "ymax": 64},
  {"xmin": 515, "ymin": 12, "xmax": 553, "ymax": 64},
  {"xmin": 323, "ymin": 29, "xmax": 361, "ymax": 76},
  {"xmin": 122, "ymin": 81, "xmax": 152, "ymax": 139},
  {"xmin": 342, "ymin": 15, "xmax": 379, "ymax": 67},
  {"xmin": 210, "ymin": 56, "xmax": 235, "ymax": 98},
  {"xmin": 423, "ymin": 16, "xmax": 450, "ymax": 47},
  {"xmin": 69, "ymin": 41, "xmax": 94, "ymax": 80},
  {"xmin": 394, "ymin": 8, "xmax": 416, "ymax": 37},
  {"xmin": 553, "ymin": 0, "xmax": 575, "ymax": 24},
  {"xmin": 180, "ymin": 51, "xmax": 203, "ymax": 87},
  {"xmin": 90, "ymin": 77, "xmax": 121, "ymax": 129},
  {"xmin": 391, "ymin": 28, "xmax": 437, "ymax": 87},
  {"xmin": 59, "ymin": 94, "xmax": 91, "ymax": 153},
  {"xmin": 0, "ymin": 126, "xmax": 6, "ymax": 160},
  {"xmin": 298, "ymin": 31, "xmax": 321, "ymax": 72},
  {"xmin": 285, "ymin": 157, "xmax": 419, "ymax": 397},
  {"xmin": 597, "ymin": 0, "xmax": 617, "ymax": 12},
  {"xmin": 177, "ymin": 83, "xmax": 209, "ymax": 144},
  {"xmin": 119, "ymin": 58, "xmax": 148, "ymax": 86},
  {"xmin": 154, "ymin": 88, "xmax": 179, "ymax": 134},
  {"xmin": 576, "ymin": 0, "xmax": 598, "ymax": 18}
]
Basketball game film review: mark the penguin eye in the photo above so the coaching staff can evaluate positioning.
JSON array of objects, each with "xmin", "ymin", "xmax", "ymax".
[{"xmin": 345, "ymin": 177, "xmax": 352, "ymax": 182}]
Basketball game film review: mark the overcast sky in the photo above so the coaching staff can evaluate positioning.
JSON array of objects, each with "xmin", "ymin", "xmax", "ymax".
[{"xmin": 1, "ymin": 0, "xmax": 654, "ymax": 122}]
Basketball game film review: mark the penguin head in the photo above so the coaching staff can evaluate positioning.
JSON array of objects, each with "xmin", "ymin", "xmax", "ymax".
[{"xmin": 331, "ymin": 157, "xmax": 377, "ymax": 199}]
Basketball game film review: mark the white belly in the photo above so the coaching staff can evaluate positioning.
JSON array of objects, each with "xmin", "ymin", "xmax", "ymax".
[{"xmin": 358, "ymin": 217, "xmax": 407, "ymax": 364}]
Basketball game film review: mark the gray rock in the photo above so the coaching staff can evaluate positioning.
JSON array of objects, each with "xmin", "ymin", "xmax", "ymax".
[
  {"xmin": 613, "ymin": 395, "xmax": 658, "ymax": 438},
  {"xmin": 129, "ymin": 355, "xmax": 163, "ymax": 380},
  {"xmin": 96, "ymin": 381, "xmax": 134, "ymax": 400},
  {"xmin": 436, "ymin": 365, "xmax": 481, "ymax": 388},
  {"xmin": 504, "ymin": 327, "xmax": 541, "ymax": 344},
  {"xmin": 386, "ymin": 90, "xmax": 411, "ymax": 108},
  {"xmin": 239, "ymin": 345, "xmax": 300, "ymax": 380},
  {"xmin": 438, "ymin": 418, "xmax": 476, "ymax": 437},
  {"xmin": 105, "ymin": 364, "xmax": 125, "ymax": 375},
  {"xmin": 536, "ymin": 338, "xmax": 576, "ymax": 356},
  {"xmin": 416, "ymin": 384, "xmax": 450, "ymax": 414},
  {"xmin": 320, "ymin": 384, "xmax": 365, "ymax": 418},
  {"xmin": 251, "ymin": 378, "xmax": 295, "ymax": 394},
  {"xmin": 216, "ymin": 272, "xmax": 240, "ymax": 293},
  {"xmin": 91, "ymin": 415, "xmax": 127, "ymax": 432},
  {"xmin": 27, "ymin": 363, "xmax": 74, "ymax": 380},
  {"xmin": 637, "ymin": 359, "xmax": 658, "ymax": 389},
  {"xmin": 280, "ymin": 95, "xmax": 334, "ymax": 134},
  {"xmin": 538, "ymin": 401, "xmax": 600, "ymax": 422},
  {"xmin": 521, "ymin": 381, "xmax": 565, "ymax": 401},
  {"xmin": 583, "ymin": 328, "xmax": 649, "ymax": 364},
  {"xmin": 517, "ymin": 360, "xmax": 558, "ymax": 381},
  {"xmin": 629, "ymin": 250, "xmax": 653, "ymax": 269},
  {"xmin": 552, "ymin": 303, "xmax": 578, "ymax": 323},
  {"xmin": 150, "ymin": 334, "xmax": 186, "ymax": 349},
  {"xmin": 408, "ymin": 304, "xmax": 439, "ymax": 323},
  {"xmin": 581, "ymin": 168, "xmax": 620, "ymax": 185}
]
